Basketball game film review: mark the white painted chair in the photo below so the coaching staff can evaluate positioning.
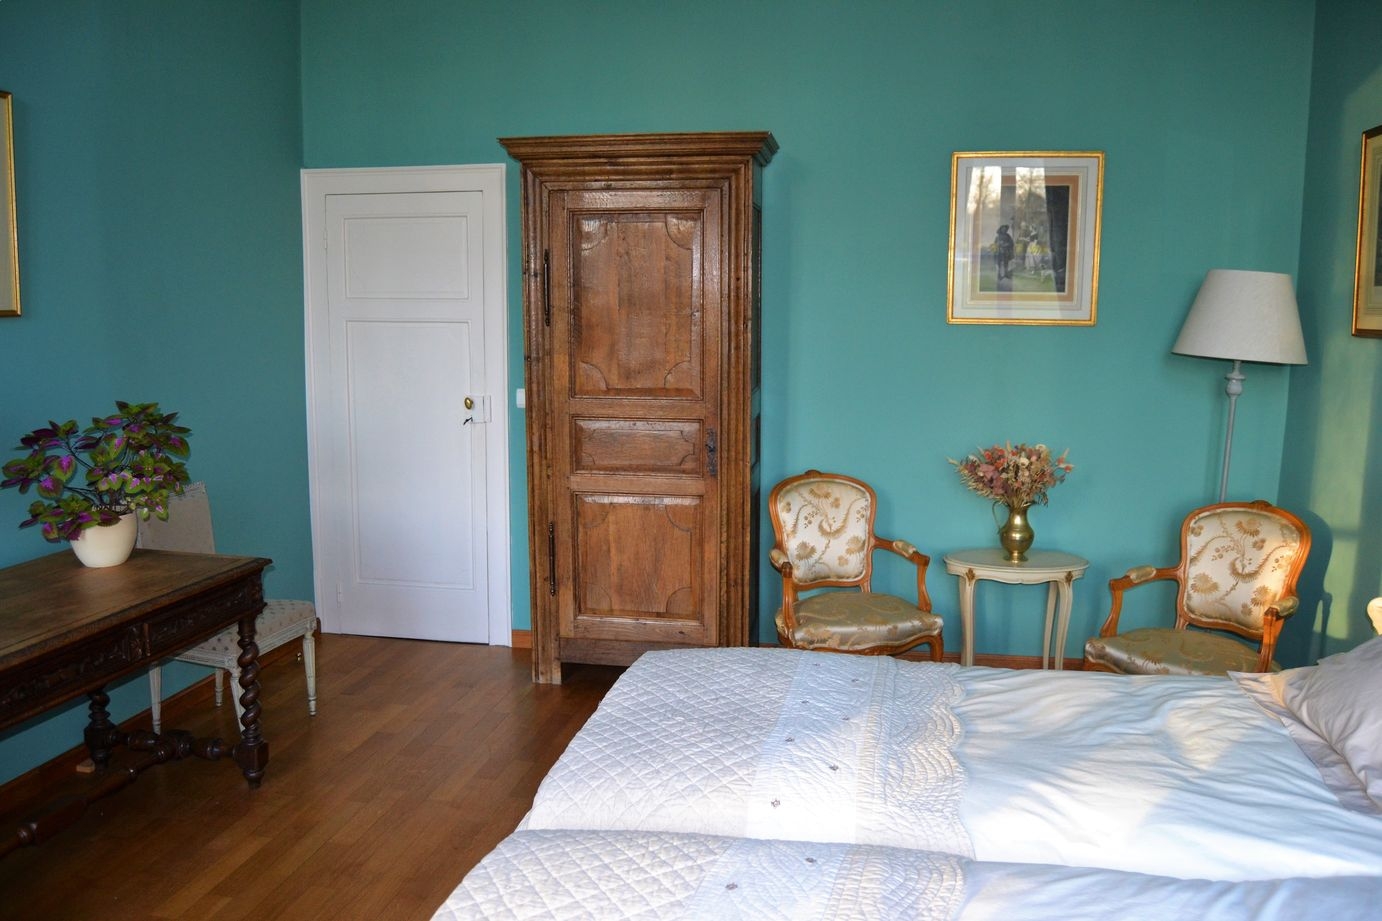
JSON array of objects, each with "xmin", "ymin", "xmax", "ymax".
[{"xmin": 138, "ymin": 483, "xmax": 318, "ymax": 734}]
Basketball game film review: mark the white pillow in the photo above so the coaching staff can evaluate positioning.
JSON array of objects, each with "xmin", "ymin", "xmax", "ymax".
[{"xmin": 1278, "ymin": 634, "xmax": 1382, "ymax": 808}]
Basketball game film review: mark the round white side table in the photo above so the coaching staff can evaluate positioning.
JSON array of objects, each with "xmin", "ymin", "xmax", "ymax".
[{"xmin": 942, "ymin": 548, "xmax": 1090, "ymax": 669}]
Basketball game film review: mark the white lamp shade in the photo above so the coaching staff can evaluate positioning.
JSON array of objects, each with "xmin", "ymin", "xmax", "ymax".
[{"xmin": 1172, "ymin": 269, "xmax": 1308, "ymax": 365}]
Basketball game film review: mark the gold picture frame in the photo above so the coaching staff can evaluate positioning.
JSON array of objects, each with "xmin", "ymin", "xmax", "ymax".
[
  {"xmin": 947, "ymin": 151, "xmax": 1103, "ymax": 326},
  {"xmin": 1353, "ymin": 124, "xmax": 1382, "ymax": 338},
  {"xmin": 1, "ymin": 90, "xmax": 18, "ymax": 318}
]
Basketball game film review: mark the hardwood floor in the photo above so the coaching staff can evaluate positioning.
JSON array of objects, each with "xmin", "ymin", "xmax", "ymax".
[{"xmin": 0, "ymin": 635, "xmax": 623, "ymax": 920}]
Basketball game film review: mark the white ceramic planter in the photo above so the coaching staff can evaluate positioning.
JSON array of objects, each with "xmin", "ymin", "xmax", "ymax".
[{"xmin": 70, "ymin": 514, "xmax": 138, "ymax": 568}]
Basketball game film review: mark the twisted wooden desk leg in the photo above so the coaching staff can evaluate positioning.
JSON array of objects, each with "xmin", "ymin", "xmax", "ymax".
[{"xmin": 232, "ymin": 614, "xmax": 269, "ymax": 788}]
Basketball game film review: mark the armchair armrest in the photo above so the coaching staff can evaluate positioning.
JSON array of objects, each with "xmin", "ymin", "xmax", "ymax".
[
  {"xmin": 1268, "ymin": 595, "xmax": 1300, "ymax": 620},
  {"xmin": 769, "ymin": 546, "xmax": 800, "ymax": 635},
  {"xmin": 1124, "ymin": 565, "xmax": 1158, "ymax": 585},
  {"xmin": 874, "ymin": 535, "xmax": 933, "ymax": 612},
  {"xmin": 1099, "ymin": 565, "xmax": 1179, "ymax": 637},
  {"xmin": 1256, "ymin": 594, "xmax": 1302, "ymax": 671}
]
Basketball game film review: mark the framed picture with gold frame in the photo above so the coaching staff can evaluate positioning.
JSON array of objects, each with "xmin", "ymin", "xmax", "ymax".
[
  {"xmin": 1353, "ymin": 124, "xmax": 1382, "ymax": 338},
  {"xmin": 1, "ymin": 90, "xmax": 18, "ymax": 318},
  {"xmin": 947, "ymin": 151, "xmax": 1103, "ymax": 326}
]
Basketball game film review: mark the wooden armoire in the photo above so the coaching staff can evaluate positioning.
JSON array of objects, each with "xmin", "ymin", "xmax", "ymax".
[{"xmin": 500, "ymin": 132, "xmax": 776, "ymax": 683}]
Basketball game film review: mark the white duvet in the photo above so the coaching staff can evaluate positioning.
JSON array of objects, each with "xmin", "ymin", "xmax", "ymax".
[
  {"xmin": 522, "ymin": 648, "xmax": 1382, "ymax": 880},
  {"xmin": 435, "ymin": 828, "xmax": 1382, "ymax": 921}
]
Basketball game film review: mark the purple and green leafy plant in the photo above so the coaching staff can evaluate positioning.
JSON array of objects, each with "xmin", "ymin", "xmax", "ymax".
[{"xmin": 1, "ymin": 401, "xmax": 191, "ymax": 541}]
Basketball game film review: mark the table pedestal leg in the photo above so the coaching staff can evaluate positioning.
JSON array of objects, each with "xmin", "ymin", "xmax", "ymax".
[
  {"xmin": 1042, "ymin": 583, "xmax": 1059, "ymax": 670},
  {"xmin": 958, "ymin": 570, "xmax": 978, "ymax": 667},
  {"xmin": 1054, "ymin": 576, "xmax": 1075, "ymax": 671},
  {"xmin": 232, "ymin": 614, "xmax": 269, "ymax": 788}
]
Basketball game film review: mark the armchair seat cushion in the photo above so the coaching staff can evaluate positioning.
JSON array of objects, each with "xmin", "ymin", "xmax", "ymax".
[
  {"xmin": 1084, "ymin": 627, "xmax": 1277, "ymax": 677},
  {"xmin": 777, "ymin": 592, "xmax": 943, "ymax": 653}
]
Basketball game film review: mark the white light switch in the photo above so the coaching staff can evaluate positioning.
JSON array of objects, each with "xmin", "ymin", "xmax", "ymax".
[{"xmin": 516, "ymin": 388, "xmax": 526, "ymax": 409}]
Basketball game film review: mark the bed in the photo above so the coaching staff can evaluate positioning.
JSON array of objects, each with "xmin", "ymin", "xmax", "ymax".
[
  {"xmin": 439, "ymin": 626, "xmax": 1382, "ymax": 916},
  {"xmin": 515, "ymin": 645, "xmax": 1382, "ymax": 880}
]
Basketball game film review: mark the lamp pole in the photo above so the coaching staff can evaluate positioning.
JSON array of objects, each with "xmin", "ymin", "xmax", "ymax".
[{"xmin": 1218, "ymin": 359, "xmax": 1244, "ymax": 503}]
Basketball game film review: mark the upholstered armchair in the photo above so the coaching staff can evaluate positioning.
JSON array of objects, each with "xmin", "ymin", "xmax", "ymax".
[
  {"xmin": 768, "ymin": 470, "xmax": 944, "ymax": 660},
  {"xmin": 1083, "ymin": 500, "xmax": 1310, "ymax": 676}
]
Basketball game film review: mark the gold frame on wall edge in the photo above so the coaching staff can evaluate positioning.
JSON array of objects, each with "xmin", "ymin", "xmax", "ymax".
[
  {"xmin": 1353, "ymin": 124, "xmax": 1382, "ymax": 338},
  {"xmin": 947, "ymin": 150, "xmax": 1103, "ymax": 326},
  {"xmin": 1, "ymin": 90, "xmax": 18, "ymax": 318}
]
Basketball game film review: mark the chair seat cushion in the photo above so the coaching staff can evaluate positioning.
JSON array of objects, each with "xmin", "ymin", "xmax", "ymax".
[
  {"xmin": 1084, "ymin": 627, "xmax": 1276, "ymax": 676},
  {"xmin": 175, "ymin": 599, "xmax": 317, "ymax": 668},
  {"xmin": 776, "ymin": 592, "xmax": 943, "ymax": 653}
]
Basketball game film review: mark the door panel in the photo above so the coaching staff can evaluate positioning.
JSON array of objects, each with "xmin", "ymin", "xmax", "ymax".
[
  {"xmin": 344, "ymin": 215, "xmax": 472, "ymax": 298},
  {"xmin": 551, "ymin": 187, "xmax": 722, "ymax": 646},
  {"xmin": 347, "ymin": 320, "xmax": 475, "ymax": 589}
]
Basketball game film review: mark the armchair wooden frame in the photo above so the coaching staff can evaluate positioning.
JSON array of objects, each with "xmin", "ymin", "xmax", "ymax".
[
  {"xmin": 1086, "ymin": 500, "xmax": 1310, "ymax": 674},
  {"xmin": 768, "ymin": 470, "xmax": 943, "ymax": 660}
]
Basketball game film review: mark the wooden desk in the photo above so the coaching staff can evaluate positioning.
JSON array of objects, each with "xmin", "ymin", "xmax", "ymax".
[{"xmin": 0, "ymin": 549, "xmax": 270, "ymax": 854}]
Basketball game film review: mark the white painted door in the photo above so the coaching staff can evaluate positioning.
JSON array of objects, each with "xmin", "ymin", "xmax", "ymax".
[{"xmin": 302, "ymin": 167, "xmax": 509, "ymax": 644}]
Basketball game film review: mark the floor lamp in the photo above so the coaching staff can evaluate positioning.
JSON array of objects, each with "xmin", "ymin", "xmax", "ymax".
[{"xmin": 1171, "ymin": 269, "xmax": 1307, "ymax": 502}]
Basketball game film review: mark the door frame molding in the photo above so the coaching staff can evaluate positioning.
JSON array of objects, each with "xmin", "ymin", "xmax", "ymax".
[{"xmin": 300, "ymin": 165, "xmax": 511, "ymax": 645}]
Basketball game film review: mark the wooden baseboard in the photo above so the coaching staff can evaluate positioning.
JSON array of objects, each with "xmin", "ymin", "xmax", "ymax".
[
  {"xmin": 834, "ymin": 646, "xmax": 1083, "ymax": 670},
  {"xmin": 932, "ymin": 651, "xmax": 1085, "ymax": 670},
  {"xmin": 507, "ymin": 630, "xmax": 1080, "ymax": 671}
]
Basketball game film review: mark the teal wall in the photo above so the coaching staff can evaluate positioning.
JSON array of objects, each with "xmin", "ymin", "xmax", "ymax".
[
  {"xmin": 5, "ymin": 0, "xmax": 1375, "ymax": 784},
  {"xmin": 0, "ymin": 1, "xmax": 304, "ymax": 782},
  {"xmin": 302, "ymin": 0, "xmax": 1315, "ymax": 653},
  {"xmin": 1279, "ymin": 0, "xmax": 1382, "ymax": 660}
]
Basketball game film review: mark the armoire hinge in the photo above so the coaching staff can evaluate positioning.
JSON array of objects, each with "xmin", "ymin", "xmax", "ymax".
[
  {"xmin": 542, "ymin": 250, "xmax": 552, "ymax": 327},
  {"xmin": 547, "ymin": 522, "xmax": 557, "ymax": 596}
]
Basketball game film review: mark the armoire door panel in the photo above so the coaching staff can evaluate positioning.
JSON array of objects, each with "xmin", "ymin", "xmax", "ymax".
[
  {"xmin": 571, "ymin": 417, "xmax": 703, "ymax": 476},
  {"xmin": 562, "ymin": 196, "xmax": 718, "ymax": 402},
  {"xmin": 549, "ymin": 184, "xmax": 723, "ymax": 651},
  {"xmin": 566, "ymin": 493, "xmax": 711, "ymax": 644}
]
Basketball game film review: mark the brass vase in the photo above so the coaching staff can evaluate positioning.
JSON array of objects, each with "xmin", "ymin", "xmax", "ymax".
[{"xmin": 997, "ymin": 503, "xmax": 1034, "ymax": 562}]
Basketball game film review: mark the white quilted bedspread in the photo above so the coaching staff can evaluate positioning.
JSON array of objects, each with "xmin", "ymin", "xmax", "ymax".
[
  {"xmin": 524, "ymin": 647, "xmax": 971, "ymax": 856},
  {"xmin": 436, "ymin": 829, "xmax": 963, "ymax": 921},
  {"xmin": 434, "ymin": 829, "xmax": 1382, "ymax": 921}
]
